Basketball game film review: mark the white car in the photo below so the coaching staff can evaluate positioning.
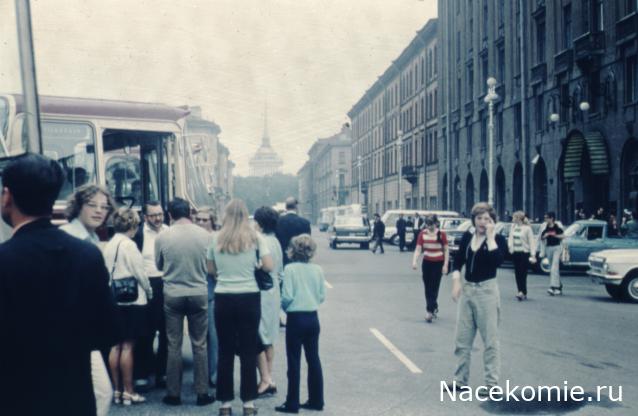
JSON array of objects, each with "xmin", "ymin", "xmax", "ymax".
[{"xmin": 588, "ymin": 249, "xmax": 638, "ymax": 302}]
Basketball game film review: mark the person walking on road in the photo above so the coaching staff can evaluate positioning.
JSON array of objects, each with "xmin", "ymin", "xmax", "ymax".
[
  {"xmin": 508, "ymin": 211, "xmax": 537, "ymax": 301},
  {"xmin": 155, "ymin": 198, "xmax": 215, "ymax": 407},
  {"xmin": 396, "ymin": 214, "xmax": 407, "ymax": 252},
  {"xmin": 276, "ymin": 197, "xmax": 311, "ymax": 266},
  {"xmin": 541, "ymin": 212, "xmax": 565, "ymax": 296},
  {"xmin": 275, "ymin": 234, "xmax": 325, "ymax": 414},
  {"xmin": 104, "ymin": 207, "xmax": 154, "ymax": 406},
  {"xmin": 371, "ymin": 213, "xmax": 385, "ymax": 254},
  {"xmin": 0, "ymin": 154, "xmax": 119, "ymax": 416},
  {"xmin": 207, "ymin": 199, "xmax": 273, "ymax": 416},
  {"xmin": 194, "ymin": 206, "xmax": 219, "ymax": 388},
  {"xmin": 253, "ymin": 206, "xmax": 284, "ymax": 398},
  {"xmin": 412, "ymin": 215, "xmax": 449, "ymax": 323},
  {"xmin": 61, "ymin": 184, "xmax": 118, "ymax": 416},
  {"xmin": 132, "ymin": 201, "xmax": 169, "ymax": 390},
  {"xmin": 448, "ymin": 202, "xmax": 506, "ymax": 397}
]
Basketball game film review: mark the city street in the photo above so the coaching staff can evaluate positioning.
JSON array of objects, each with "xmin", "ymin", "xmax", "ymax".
[{"xmin": 112, "ymin": 229, "xmax": 638, "ymax": 416}]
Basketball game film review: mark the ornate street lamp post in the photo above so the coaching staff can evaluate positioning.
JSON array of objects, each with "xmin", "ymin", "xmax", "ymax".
[{"xmin": 484, "ymin": 77, "xmax": 499, "ymax": 206}]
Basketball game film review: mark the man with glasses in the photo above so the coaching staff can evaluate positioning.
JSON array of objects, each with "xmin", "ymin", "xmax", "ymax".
[{"xmin": 133, "ymin": 201, "xmax": 169, "ymax": 389}]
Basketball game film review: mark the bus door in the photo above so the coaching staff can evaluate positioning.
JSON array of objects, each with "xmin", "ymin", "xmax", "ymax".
[{"xmin": 102, "ymin": 129, "xmax": 172, "ymax": 211}]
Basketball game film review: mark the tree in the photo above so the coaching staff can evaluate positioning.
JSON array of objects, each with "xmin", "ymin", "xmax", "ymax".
[{"xmin": 233, "ymin": 173, "xmax": 299, "ymax": 214}]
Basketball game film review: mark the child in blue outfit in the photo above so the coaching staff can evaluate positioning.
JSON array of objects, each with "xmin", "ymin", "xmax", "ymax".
[{"xmin": 275, "ymin": 234, "xmax": 325, "ymax": 414}]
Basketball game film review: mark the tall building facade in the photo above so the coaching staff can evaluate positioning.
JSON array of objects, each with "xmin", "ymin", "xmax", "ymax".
[
  {"xmin": 297, "ymin": 124, "xmax": 352, "ymax": 223},
  {"xmin": 439, "ymin": 0, "xmax": 638, "ymax": 222},
  {"xmin": 349, "ymin": 19, "xmax": 439, "ymax": 216}
]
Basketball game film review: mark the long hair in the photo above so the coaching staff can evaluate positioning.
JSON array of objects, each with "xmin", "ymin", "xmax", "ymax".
[{"xmin": 217, "ymin": 199, "xmax": 257, "ymax": 254}]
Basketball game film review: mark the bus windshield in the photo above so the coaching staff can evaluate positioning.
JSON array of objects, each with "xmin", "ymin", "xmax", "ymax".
[{"xmin": 40, "ymin": 121, "xmax": 97, "ymax": 202}]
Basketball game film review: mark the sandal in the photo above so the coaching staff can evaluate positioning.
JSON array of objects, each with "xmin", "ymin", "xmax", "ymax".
[
  {"xmin": 113, "ymin": 390, "xmax": 122, "ymax": 405},
  {"xmin": 122, "ymin": 391, "xmax": 146, "ymax": 406}
]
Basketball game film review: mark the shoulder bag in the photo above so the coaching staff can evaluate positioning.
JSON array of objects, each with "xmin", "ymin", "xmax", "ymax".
[
  {"xmin": 254, "ymin": 248, "xmax": 274, "ymax": 291},
  {"xmin": 110, "ymin": 240, "xmax": 139, "ymax": 303}
]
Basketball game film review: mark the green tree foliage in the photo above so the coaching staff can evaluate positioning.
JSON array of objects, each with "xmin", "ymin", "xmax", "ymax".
[{"xmin": 233, "ymin": 173, "xmax": 299, "ymax": 214}]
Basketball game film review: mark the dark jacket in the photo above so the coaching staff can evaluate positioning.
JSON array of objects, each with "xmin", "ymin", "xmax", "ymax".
[
  {"xmin": 276, "ymin": 212, "xmax": 311, "ymax": 265},
  {"xmin": 0, "ymin": 218, "xmax": 119, "ymax": 416},
  {"xmin": 373, "ymin": 220, "xmax": 386, "ymax": 239},
  {"xmin": 452, "ymin": 231, "xmax": 507, "ymax": 283},
  {"xmin": 396, "ymin": 218, "xmax": 407, "ymax": 234}
]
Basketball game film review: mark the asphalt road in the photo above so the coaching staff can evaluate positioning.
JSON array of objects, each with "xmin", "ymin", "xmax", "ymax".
[{"xmin": 111, "ymin": 230, "xmax": 638, "ymax": 415}]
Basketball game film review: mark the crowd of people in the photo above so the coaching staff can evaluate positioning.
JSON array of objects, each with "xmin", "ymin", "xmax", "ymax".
[{"xmin": 0, "ymin": 154, "xmax": 325, "ymax": 416}]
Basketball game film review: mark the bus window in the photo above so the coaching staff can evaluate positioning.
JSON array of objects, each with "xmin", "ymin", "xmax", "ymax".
[
  {"xmin": 185, "ymin": 138, "xmax": 213, "ymax": 208},
  {"xmin": 103, "ymin": 130, "xmax": 170, "ymax": 209},
  {"xmin": 0, "ymin": 97, "xmax": 9, "ymax": 156},
  {"xmin": 37, "ymin": 121, "xmax": 97, "ymax": 202}
]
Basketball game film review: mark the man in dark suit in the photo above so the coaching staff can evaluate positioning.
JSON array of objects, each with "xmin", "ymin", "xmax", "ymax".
[
  {"xmin": 0, "ymin": 154, "xmax": 119, "ymax": 416},
  {"xmin": 396, "ymin": 214, "xmax": 407, "ymax": 252},
  {"xmin": 276, "ymin": 197, "xmax": 311, "ymax": 265}
]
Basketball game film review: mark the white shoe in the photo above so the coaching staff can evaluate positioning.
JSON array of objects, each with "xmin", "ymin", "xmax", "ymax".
[{"xmin": 122, "ymin": 391, "xmax": 146, "ymax": 406}]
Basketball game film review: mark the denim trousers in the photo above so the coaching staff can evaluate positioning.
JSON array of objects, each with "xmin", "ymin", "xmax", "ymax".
[
  {"xmin": 454, "ymin": 278, "xmax": 500, "ymax": 386},
  {"xmin": 285, "ymin": 311, "xmax": 324, "ymax": 410}
]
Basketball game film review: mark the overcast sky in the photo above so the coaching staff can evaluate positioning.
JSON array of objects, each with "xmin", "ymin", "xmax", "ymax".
[{"xmin": 1, "ymin": 0, "xmax": 437, "ymax": 176}]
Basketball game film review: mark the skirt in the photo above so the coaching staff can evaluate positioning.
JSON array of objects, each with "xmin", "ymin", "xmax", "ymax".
[{"xmin": 117, "ymin": 304, "xmax": 147, "ymax": 341}]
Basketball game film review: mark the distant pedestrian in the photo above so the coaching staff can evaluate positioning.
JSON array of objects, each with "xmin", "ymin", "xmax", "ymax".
[
  {"xmin": 621, "ymin": 211, "xmax": 638, "ymax": 237},
  {"xmin": 608, "ymin": 214, "xmax": 620, "ymax": 237},
  {"xmin": 508, "ymin": 211, "xmax": 537, "ymax": 301},
  {"xmin": 253, "ymin": 206, "xmax": 284, "ymax": 397},
  {"xmin": 541, "ymin": 212, "xmax": 565, "ymax": 296},
  {"xmin": 132, "ymin": 201, "xmax": 169, "ymax": 390},
  {"xmin": 104, "ymin": 207, "xmax": 154, "ymax": 406},
  {"xmin": 448, "ymin": 202, "xmax": 506, "ymax": 396},
  {"xmin": 194, "ymin": 206, "xmax": 219, "ymax": 388},
  {"xmin": 207, "ymin": 199, "xmax": 273, "ymax": 416},
  {"xmin": 61, "ymin": 184, "xmax": 118, "ymax": 416},
  {"xmin": 412, "ymin": 215, "xmax": 449, "ymax": 322},
  {"xmin": 155, "ymin": 198, "xmax": 214, "ymax": 407},
  {"xmin": 396, "ymin": 214, "xmax": 407, "ymax": 251},
  {"xmin": 276, "ymin": 234, "xmax": 325, "ymax": 414},
  {"xmin": 276, "ymin": 197, "xmax": 311, "ymax": 266},
  {"xmin": 0, "ymin": 154, "xmax": 119, "ymax": 415},
  {"xmin": 371, "ymin": 213, "xmax": 385, "ymax": 254},
  {"xmin": 592, "ymin": 207, "xmax": 605, "ymax": 221}
]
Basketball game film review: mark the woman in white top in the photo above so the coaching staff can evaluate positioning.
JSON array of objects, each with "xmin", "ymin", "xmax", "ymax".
[
  {"xmin": 507, "ymin": 211, "xmax": 537, "ymax": 301},
  {"xmin": 103, "ymin": 208, "xmax": 153, "ymax": 406}
]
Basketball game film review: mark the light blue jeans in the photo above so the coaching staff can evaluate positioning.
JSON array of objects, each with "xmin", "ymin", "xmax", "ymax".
[
  {"xmin": 454, "ymin": 278, "xmax": 500, "ymax": 386},
  {"xmin": 207, "ymin": 275, "xmax": 218, "ymax": 383}
]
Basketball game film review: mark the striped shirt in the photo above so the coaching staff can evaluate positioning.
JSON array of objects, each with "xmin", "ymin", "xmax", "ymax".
[
  {"xmin": 511, "ymin": 225, "xmax": 525, "ymax": 252},
  {"xmin": 417, "ymin": 230, "xmax": 448, "ymax": 262}
]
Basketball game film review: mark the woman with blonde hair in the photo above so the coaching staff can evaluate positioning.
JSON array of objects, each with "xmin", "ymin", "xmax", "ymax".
[
  {"xmin": 103, "ymin": 207, "xmax": 153, "ymax": 406},
  {"xmin": 508, "ymin": 211, "xmax": 537, "ymax": 301},
  {"xmin": 207, "ymin": 199, "xmax": 274, "ymax": 416}
]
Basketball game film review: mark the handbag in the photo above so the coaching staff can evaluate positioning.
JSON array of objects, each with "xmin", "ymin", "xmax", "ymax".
[
  {"xmin": 254, "ymin": 249, "xmax": 273, "ymax": 291},
  {"xmin": 110, "ymin": 241, "xmax": 139, "ymax": 303}
]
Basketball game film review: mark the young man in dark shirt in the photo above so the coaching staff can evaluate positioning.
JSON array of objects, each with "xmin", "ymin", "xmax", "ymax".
[{"xmin": 541, "ymin": 212, "xmax": 565, "ymax": 295}]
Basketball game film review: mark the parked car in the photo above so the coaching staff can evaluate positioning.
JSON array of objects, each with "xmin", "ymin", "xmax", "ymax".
[
  {"xmin": 541, "ymin": 220, "xmax": 638, "ymax": 273},
  {"xmin": 588, "ymin": 249, "xmax": 638, "ymax": 302},
  {"xmin": 328, "ymin": 215, "xmax": 371, "ymax": 250},
  {"xmin": 381, "ymin": 209, "xmax": 459, "ymax": 246}
]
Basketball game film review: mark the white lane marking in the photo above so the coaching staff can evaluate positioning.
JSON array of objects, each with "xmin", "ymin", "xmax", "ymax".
[
  {"xmin": 325, "ymin": 280, "xmax": 333, "ymax": 289},
  {"xmin": 369, "ymin": 328, "xmax": 422, "ymax": 374}
]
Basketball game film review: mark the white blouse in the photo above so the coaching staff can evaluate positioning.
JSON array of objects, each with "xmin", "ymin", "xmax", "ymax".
[{"xmin": 103, "ymin": 233, "xmax": 152, "ymax": 306}]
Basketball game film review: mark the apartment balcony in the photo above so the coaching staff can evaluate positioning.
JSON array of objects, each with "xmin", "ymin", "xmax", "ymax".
[
  {"xmin": 530, "ymin": 62, "xmax": 547, "ymax": 84},
  {"xmin": 554, "ymin": 48, "xmax": 573, "ymax": 74},
  {"xmin": 574, "ymin": 31, "xmax": 605, "ymax": 72},
  {"xmin": 401, "ymin": 165, "xmax": 419, "ymax": 184},
  {"xmin": 616, "ymin": 12, "xmax": 637, "ymax": 44}
]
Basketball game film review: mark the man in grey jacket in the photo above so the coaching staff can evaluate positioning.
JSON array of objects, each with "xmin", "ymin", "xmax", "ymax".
[{"xmin": 155, "ymin": 198, "xmax": 214, "ymax": 407}]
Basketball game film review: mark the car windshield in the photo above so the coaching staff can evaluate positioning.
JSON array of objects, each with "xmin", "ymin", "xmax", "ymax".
[
  {"xmin": 334, "ymin": 216, "xmax": 364, "ymax": 227},
  {"xmin": 440, "ymin": 218, "xmax": 469, "ymax": 230},
  {"xmin": 564, "ymin": 223, "xmax": 582, "ymax": 237}
]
